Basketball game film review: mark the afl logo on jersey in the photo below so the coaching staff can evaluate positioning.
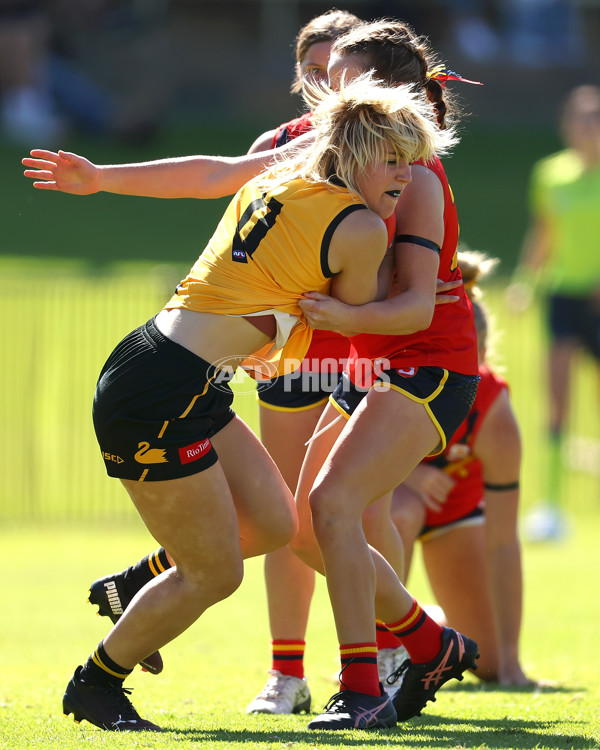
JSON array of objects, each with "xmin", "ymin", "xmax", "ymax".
[{"xmin": 396, "ymin": 367, "xmax": 417, "ymax": 378}]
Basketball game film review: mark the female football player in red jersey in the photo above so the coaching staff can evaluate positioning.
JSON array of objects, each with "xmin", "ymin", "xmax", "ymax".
[
  {"xmin": 391, "ymin": 250, "xmax": 533, "ymax": 687},
  {"xmin": 245, "ymin": 17, "xmax": 479, "ymax": 719},
  {"xmin": 247, "ymin": 8, "xmax": 361, "ymax": 153},
  {"xmin": 282, "ymin": 20, "xmax": 482, "ymax": 729}
]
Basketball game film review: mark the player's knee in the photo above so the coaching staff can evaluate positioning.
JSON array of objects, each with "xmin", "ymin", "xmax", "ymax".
[
  {"xmin": 178, "ymin": 553, "xmax": 244, "ymax": 602},
  {"xmin": 391, "ymin": 504, "xmax": 413, "ymax": 540},
  {"xmin": 391, "ymin": 492, "xmax": 424, "ymax": 542},
  {"xmin": 252, "ymin": 499, "xmax": 298, "ymax": 553},
  {"xmin": 308, "ymin": 480, "xmax": 350, "ymax": 540}
]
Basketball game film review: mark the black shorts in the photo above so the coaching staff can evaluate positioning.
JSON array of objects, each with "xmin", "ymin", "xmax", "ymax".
[
  {"xmin": 257, "ymin": 370, "xmax": 341, "ymax": 411},
  {"xmin": 419, "ymin": 505, "xmax": 485, "ymax": 541},
  {"xmin": 548, "ymin": 293, "xmax": 600, "ymax": 360},
  {"xmin": 330, "ymin": 367, "xmax": 479, "ymax": 456},
  {"xmin": 329, "ymin": 371, "xmax": 368, "ymax": 417},
  {"xmin": 93, "ymin": 316, "xmax": 236, "ymax": 482}
]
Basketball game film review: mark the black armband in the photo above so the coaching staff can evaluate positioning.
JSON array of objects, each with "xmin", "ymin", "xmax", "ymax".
[
  {"xmin": 484, "ymin": 480, "xmax": 520, "ymax": 491},
  {"xmin": 395, "ymin": 234, "xmax": 441, "ymax": 254}
]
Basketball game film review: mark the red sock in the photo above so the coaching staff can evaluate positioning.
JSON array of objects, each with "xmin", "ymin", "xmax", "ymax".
[
  {"xmin": 387, "ymin": 599, "xmax": 443, "ymax": 664},
  {"xmin": 376, "ymin": 618, "xmax": 403, "ymax": 650},
  {"xmin": 271, "ymin": 640, "xmax": 305, "ymax": 679},
  {"xmin": 339, "ymin": 642, "xmax": 380, "ymax": 696}
]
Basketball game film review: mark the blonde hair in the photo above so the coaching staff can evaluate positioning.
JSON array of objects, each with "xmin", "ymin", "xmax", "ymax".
[
  {"xmin": 458, "ymin": 248, "xmax": 499, "ymax": 357},
  {"xmin": 257, "ymin": 73, "xmax": 458, "ymax": 202},
  {"xmin": 291, "ymin": 9, "xmax": 361, "ymax": 94}
]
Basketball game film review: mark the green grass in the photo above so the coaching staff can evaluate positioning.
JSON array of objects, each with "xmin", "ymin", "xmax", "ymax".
[
  {"xmin": 1, "ymin": 257, "xmax": 600, "ymax": 747},
  {"xmin": 2, "ymin": 516, "xmax": 600, "ymax": 749}
]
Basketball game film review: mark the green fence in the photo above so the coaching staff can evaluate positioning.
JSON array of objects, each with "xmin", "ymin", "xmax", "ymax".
[
  {"xmin": 0, "ymin": 264, "xmax": 259, "ymax": 522},
  {"xmin": 2, "ymin": 263, "xmax": 598, "ymax": 522}
]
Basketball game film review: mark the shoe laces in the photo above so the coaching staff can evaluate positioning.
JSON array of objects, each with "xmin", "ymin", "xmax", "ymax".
[
  {"xmin": 386, "ymin": 659, "xmax": 410, "ymax": 687},
  {"xmin": 101, "ymin": 683, "xmax": 139, "ymax": 720},
  {"xmin": 322, "ymin": 690, "xmax": 350, "ymax": 714}
]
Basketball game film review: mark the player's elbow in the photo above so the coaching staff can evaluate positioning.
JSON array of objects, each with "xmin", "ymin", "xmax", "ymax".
[
  {"xmin": 407, "ymin": 297, "xmax": 435, "ymax": 333},
  {"xmin": 418, "ymin": 301, "xmax": 435, "ymax": 330}
]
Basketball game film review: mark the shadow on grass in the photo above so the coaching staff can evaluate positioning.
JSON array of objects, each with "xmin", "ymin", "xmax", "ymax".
[
  {"xmin": 444, "ymin": 680, "xmax": 578, "ymax": 694},
  {"xmin": 164, "ymin": 715, "xmax": 596, "ymax": 749}
]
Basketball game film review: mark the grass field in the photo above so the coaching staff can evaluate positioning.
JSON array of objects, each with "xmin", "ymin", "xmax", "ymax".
[
  {"xmin": 1, "ymin": 258, "xmax": 600, "ymax": 748},
  {"xmin": 2, "ymin": 515, "xmax": 600, "ymax": 749}
]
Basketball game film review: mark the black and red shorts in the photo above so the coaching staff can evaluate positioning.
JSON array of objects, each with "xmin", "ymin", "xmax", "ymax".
[
  {"xmin": 330, "ymin": 366, "xmax": 479, "ymax": 456},
  {"xmin": 93, "ymin": 316, "xmax": 235, "ymax": 482}
]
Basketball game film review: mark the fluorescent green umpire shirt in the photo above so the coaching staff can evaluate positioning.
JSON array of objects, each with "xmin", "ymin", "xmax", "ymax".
[{"xmin": 529, "ymin": 148, "xmax": 600, "ymax": 295}]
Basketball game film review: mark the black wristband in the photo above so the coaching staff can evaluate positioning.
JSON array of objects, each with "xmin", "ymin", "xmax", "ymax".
[{"xmin": 484, "ymin": 480, "xmax": 520, "ymax": 491}]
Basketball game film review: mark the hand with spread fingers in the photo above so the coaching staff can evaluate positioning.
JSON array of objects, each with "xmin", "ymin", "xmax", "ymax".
[{"xmin": 22, "ymin": 149, "xmax": 101, "ymax": 195}]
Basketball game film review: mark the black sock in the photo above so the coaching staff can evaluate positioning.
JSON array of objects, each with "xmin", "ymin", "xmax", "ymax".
[
  {"xmin": 79, "ymin": 642, "xmax": 133, "ymax": 688},
  {"xmin": 121, "ymin": 548, "xmax": 171, "ymax": 600}
]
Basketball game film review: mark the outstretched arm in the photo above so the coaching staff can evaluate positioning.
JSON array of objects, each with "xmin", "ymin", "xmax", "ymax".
[{"xmin": 22, "ymin": 136, "xmax": 312, "ymax": 200}]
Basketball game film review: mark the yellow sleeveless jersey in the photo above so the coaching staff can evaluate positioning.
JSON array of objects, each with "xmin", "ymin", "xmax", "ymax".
[{"xmin": 164, "ymin": 177, "xmax": 366, "ymax": 374}]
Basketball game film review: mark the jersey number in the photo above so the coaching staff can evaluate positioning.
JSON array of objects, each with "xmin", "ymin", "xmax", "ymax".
[{"xmin": 232, "ymin": 194, "xmax": 283, "ymax": 263}]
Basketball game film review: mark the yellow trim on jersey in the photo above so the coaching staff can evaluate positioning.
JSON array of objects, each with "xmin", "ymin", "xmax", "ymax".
[
  {"xmin": 257, "ymin": 395, "xmax": 329, "ymax": 413},
  {"xmin": 328, "ymin": 393, "xmax": 352, "ymax": 420},
  {"xmin": 374, "ymin": 369, "xmax": 449, "ymax": 455},
  {"xmin": 444, "ymin": 455, "xmax": 476, "ymax": 477}
]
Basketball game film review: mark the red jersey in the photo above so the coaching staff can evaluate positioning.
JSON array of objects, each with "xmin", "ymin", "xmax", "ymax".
[
  {"xmin": 422, "ymin": 364, "xmax": 508, "ymax": 527},
  {"xmin": 271, "ymin": 112, "xmax": 313, "ymax": 148},
  {"xmin": 270, "ymin": 112, "xmax": 396, "ymax": 371},
  {"xmin": 347, "ymin": 156, "xmax": 479, "ymax": 386}
]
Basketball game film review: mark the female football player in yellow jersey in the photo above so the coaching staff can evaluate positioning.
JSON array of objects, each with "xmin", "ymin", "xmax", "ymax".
[
  {"xmin": 51, "ymin": 76, "xmax": 452, "ymax": 732},
  {"xmin": 245, "ymin": 9, "xmax": 367, "ymax": 716},
  {"xmin": 24, "ymin": 17, "xmax": 474, "ymax": 727}
]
